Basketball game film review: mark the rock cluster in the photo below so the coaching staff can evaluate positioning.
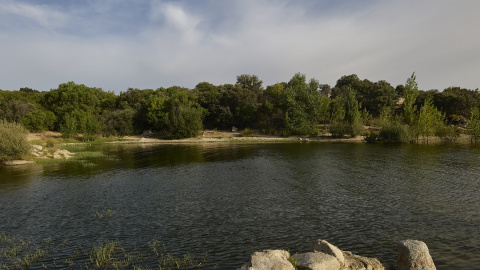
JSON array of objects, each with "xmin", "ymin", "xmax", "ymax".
[
  {"xmin": 238, "ymin": 239, "xmax": 435, "ymax": 270},
  {"xmin": 31, "ymin": 145, "xmax": 75, "ymax": 159}
]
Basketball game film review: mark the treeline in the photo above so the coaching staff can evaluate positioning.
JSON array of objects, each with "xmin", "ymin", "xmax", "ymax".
[{"xmin": 1, "ymin": 73, "xmax": 480, "ymax": 142}]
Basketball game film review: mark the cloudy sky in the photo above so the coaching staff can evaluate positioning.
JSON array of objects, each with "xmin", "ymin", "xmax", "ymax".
[{"xmin": 1, "ymin": 0, "xmax": 479, "ymax": 93}]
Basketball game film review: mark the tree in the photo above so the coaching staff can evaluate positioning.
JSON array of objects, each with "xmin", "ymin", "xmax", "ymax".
[
  {"xmin": 146, "ymin": 87, "xmax": 204, "ymax": 139},
  {"xmin": 403, "ymin": 73, "xmax": 419, "ymax": 126},
  {"xmin": 283, "ymin": 73, "xmax": 324, "ymax": 135},
  {"xmin": 20, "ymin": 107, "xmax": 56, "ymax": 132},
  {"xmin": 235, "ymin": 74, "xmax": 263, "ymax": 93},
  {"xmin": 416, "ymin": 95, "xmax": 444, "ymax": 142},
  {"xmin": 329, "ymin": 87, "xmax": 362, "ymax": 137},
  {"xmin": 102, "ymin": 109, "xmax": 136, "ymax": 137},
  {"xmin": 468, "ymin": 107, "xmax": 480, "ymax": 143},
  {"xmin": 43, "ymin": 82, "xmax": 103, "ymax": 130}
]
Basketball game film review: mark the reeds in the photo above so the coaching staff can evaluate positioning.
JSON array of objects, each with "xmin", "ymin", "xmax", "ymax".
[
  {"xmin": 0, "ymin": 234, "xmax": 214, "ymax": 269},
  {"xmin": 94, "ymin": 209, "xmax": 116, "ymax": 219}
]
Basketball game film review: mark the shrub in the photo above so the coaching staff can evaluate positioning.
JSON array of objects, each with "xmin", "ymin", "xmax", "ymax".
[
  {"xmin": 0, "ymin": 121, "xmax": 31, "ymax": 161},
  {"xmin": 167, "ymin": 105, "xmax": 203, "ymax": 139},
  {"xmin": 329, "ymin": 121, "xmax": 363, "ymax": 138},
  {"xmin": 102, "ymin": 109, "xmax": 136, "ymax": 137},
  {"xmin": 378, "ymin": 122, "xmax": 412, "ymax": 143},
  {"xmin": 435, "ymin": 125, "xmax": 461, "ymax": 142},
  {"xmin": 240, "ymin": 128, "xmax": 257, "ymax": 137}
]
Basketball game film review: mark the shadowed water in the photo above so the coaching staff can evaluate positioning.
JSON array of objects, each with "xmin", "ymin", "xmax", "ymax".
[{"xmin": 1, "ymin": 142, "xmax": 480, "ymax": 269}]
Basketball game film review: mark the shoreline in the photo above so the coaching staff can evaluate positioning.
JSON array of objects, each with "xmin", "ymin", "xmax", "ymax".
[{"xmin": 1, "ymin": 131, "xmax": 476, "ymax": 166}]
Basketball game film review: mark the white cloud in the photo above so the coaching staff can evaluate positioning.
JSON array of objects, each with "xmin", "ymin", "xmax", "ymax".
[
  {"xmin": 0, "ymin": 0, "xmax": 479, "ymax": 92},
  {"xmin": 0, "ymin": 0, "xmax": 67, "ymax": 31}
]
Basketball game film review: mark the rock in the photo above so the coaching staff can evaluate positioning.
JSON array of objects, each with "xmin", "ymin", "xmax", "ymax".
[
  {"xmin": 311, "ymin": 239, "xmax": 345, "ymax": 266},
  {"xmin": 342, "ymin": 251, "xmax": 385, "ymax": 270},
  {"xmin": 2, "ymin": 160, "xmax": 35, "ymax": 166},
  {"xmin": 52, "ymin": 149, "xmax": 75, "ymax": 159},
  {"xmin": 32, "ymin": 145, "xmax": 43, "ymax": 151},
  {"xmin": 397, "ymin": 240, "xmax": 436, "ymax": 270},
  {"xmin": 291, "ymin": 252, "xmax": 340, "ymax": 270},
  {"xmin": 238, "ymin": 250, "xmax": 294, "ymax": 270}
]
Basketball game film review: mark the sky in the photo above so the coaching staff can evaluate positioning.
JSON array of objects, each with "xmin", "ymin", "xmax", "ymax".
[{"xmin": 1, "ymin": 0, "xmax": 479, "ymax": 93}]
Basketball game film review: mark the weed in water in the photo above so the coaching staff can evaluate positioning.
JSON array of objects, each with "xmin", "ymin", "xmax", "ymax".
[{"xmin": 94, "ymin": 209, "xmax": 116, "ymax": 219}]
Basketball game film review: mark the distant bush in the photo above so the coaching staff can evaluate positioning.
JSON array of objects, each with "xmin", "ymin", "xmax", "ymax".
[
  {"xmin": 240, "ymin": 128, "xmax": 257, "ymax": 137},
  {"xmin": 378, "ymin": 122, "xmax": 412, "ymax": 143},
  {"xmin": 102, "ymin": 109, "xmax": 136, "ymax": 137},
  {"xmin": 435, "ymin": 125, "xmax": 461, "ymax": 142},
  {"xmin": 329, "ymin": 121, "xmax": 363, "ymax": 138},
  {"xmin": 0, "ymin": 121, "xmax": 31, "ymax": 161}
]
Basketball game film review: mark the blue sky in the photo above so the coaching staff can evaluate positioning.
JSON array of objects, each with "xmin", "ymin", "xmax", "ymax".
[{"xmin": 1, "ymin": 0, "xmax": 479, "ymax": 93}]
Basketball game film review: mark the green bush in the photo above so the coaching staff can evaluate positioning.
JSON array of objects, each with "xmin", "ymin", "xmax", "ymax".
[
  {"xmin": 167, "ymin": 105, "xmax": 203, "ymax": 139},
  {"xmin": 0, "ymin": 121, "xmax": 31, "ymax": 161},
  {"xmin": 102, "ymin": 109, "xmax": 136, "ymax": 137},
  {"xmin": 378, "ymin": 122, "xmax": 412, "ymax": 143},
  {"xmin": 329, "ymin": 121, "xmax": 363, "ymax": 138},
  {"xmin": 435, "ymin": 125, "xmax": 461, "ymax": 142},
  {"xmin": 240, "ymin": 128, "xmax": 257, "ymax": 137}
]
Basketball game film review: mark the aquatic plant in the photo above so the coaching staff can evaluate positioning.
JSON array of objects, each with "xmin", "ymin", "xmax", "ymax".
[{"xmin": 94, "ymin": 209, "xmax": 116, "ymax": 219}]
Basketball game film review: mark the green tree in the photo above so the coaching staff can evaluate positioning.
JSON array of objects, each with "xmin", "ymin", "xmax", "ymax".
[
  {"xmin": 43, "ymin": 82, "xmax": 104, "ymax": 130},
  {"xmin": 235, "ymin": 74, "xmax": 263, "ymax": 93},
  {"xmin": 329, "ymin": 87, "xmax": 362, "ymax": 137},
  {"xmin": 146, "ymin": 87, "xmax": 204, "ymax": 139},
  {"xmin": 20, "ymin": 107, "xmax": 56, "ymax": 132},
  {"xmin": 102, "ymin": 109, "xmax": 136, "ymax": 137},
  {"xmin": 416, "ymin": 95, "xmax": 445, "ymax": 142},
  {"xmin": 468, "ymin": 107, "xmax": 480, "ymax": 143},
  {"xmin": 283, "ymin": 73, "xmax": 323, "ymax": 135},
  {"xmin": 403, "ymin": 73, "xmax": 419, "ymax": 126}
]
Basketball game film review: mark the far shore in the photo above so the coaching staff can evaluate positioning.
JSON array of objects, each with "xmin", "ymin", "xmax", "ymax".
[
  {"xmin": 27, "ymin": 130, "xmax": 475, "ymax": 146},
  {"xmin": 27, "ymin": 130, "xmax": 368, "ymax": 145},
  {"xmin": 1, "ymin": 130, "xmax": 475, "ymax": 166}
]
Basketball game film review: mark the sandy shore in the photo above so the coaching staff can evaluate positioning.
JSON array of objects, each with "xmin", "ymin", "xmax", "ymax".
[{"xmin": 27, "ymin": 130, "xmax": 367, "ymax": 145}]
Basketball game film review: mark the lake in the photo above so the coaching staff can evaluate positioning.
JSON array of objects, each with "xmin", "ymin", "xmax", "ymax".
[{"xmin": 1, "ymin": 142, "xmax": 480, "ymax": 269}]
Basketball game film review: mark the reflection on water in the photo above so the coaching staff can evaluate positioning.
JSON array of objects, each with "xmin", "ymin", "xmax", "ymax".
[{"xmin": 1, "ymin": 142, "xmax": 480, "ymax": 269}]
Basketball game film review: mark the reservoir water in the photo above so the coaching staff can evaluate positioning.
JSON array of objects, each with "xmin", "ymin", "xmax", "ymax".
[{"xmin": 1, "ymin": 142, "xmax": 480, "ymax": 269}]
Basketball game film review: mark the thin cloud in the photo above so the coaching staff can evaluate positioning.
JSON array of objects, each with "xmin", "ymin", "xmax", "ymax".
[{"xmin": 0, "ymin": 0, "xmax": 479, "ymax": 92}]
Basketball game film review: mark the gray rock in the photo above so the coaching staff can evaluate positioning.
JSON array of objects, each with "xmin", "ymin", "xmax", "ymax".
[
  {"xmin": 291, "ymin": 252, "xmax": 340, "ymax": 270},
  {"xmin": 32, "ymin": 144, "xmax": 43, "ymax": 151},
  {"xmin": 311, "ymin": 239, "xmax": 345, "ymax": 266},
  {"xmin": 238, "ymin": 250, "xmax": 294, "ymax": 270},
  {"xmin": 397, "ymin": 240, "xmax": 435, "ymax": 270},
  {"xmin": 341, "ymin": 251, "xmax": 385, "ymax": 270}
]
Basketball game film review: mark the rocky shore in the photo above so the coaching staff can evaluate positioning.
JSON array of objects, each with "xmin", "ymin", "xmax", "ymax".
[{"xmin": 238, "ymin": 239, "xmax": 435, "ymax": 270}]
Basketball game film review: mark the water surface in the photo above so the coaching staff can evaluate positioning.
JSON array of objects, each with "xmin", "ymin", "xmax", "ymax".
[{"xmin": 1, "ymin": 142, "xmax": 479, "ymax": 269}]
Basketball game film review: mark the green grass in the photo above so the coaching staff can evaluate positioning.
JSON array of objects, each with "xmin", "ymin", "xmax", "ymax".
[
  {"xmin": 94, "ymin": 209, "xmax": 116, "ymax": 219},
  {"xmin": 0, "ymin": 235, "xmax": 213, "ymax": 270}
]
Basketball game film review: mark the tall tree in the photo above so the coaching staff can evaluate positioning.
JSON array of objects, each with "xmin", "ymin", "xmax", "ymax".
[
  {"xmin": 416, "ymin": 95, "xmax": 444, "ymax": 142},
  {"xmin": 403, "ymin": 73, "xmax": 419, "ymax": 126},
  {"xmin": 283, "ymin": 73, "xmax": 323, "ymax": 135}
]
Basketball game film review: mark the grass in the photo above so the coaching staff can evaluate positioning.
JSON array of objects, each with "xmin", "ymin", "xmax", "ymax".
[
  {"xmin": 94, "ymin": 209, "xmax": 116, "ymax": 219},
  {"xmin": 0, "ymin": 235, "xmax": 214, "ymax": 270}
]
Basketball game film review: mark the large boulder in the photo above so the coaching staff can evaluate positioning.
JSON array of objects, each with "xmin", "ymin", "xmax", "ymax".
[
  {"xmin": 238, "ymin": 250, "xmax": 294, "ymax": 270},
  {"xmin": 291, "ymin": 252, "xmax": 340, "ymax": 270},
  {"xmin": 397, "ymin": 240, "xmax": 436, "ymax": 270},
  {"xmin": 341, "ymin": 251, "xmax": 385, "ymax": 270},
  {"xmin": 311, "ymin": 239, "xmax": 345, "ymax": 266}
]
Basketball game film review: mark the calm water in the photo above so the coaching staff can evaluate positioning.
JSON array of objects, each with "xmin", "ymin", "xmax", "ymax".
[{"xmin": 1, "ymin": 142, "xmax": 480, "ymax": 269}]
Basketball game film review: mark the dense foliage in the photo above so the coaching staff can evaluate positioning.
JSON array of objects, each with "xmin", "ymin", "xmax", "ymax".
[
  {"xmin": 1, "ymin": 73, "xmax": 479, "ymax": 142},
  {"xmin": 0, "ymin": 120, "xmax": 31, "ymax": 161}
]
